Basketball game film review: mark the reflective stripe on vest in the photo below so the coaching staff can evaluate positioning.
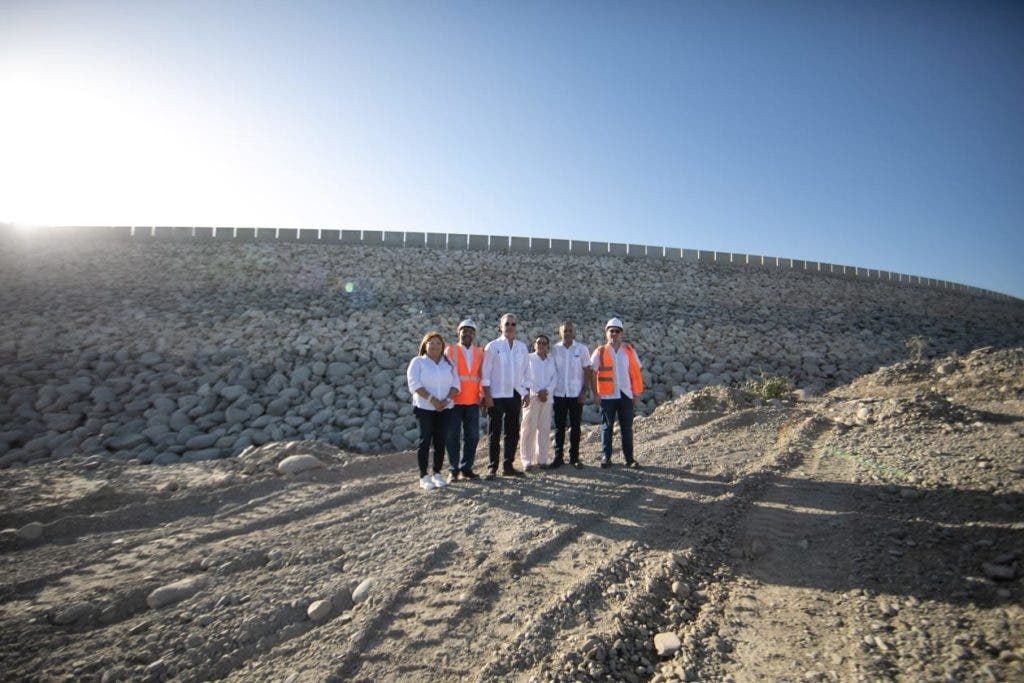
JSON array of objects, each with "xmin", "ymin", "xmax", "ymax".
[
  {"xmin": 445, "ymin": 344, "xmax": 484, "ymax": 404},
  {"xmin": 594, "ymin": 344, "xmax": 643, "ymax": 397}
]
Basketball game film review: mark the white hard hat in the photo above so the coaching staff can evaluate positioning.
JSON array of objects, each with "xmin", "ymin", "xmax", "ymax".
[
  {"xmin": 457, "ymin": 318, "xmax": 477, "ymax": 330},
  {"xmin": 605, "ymin": 317, "xmax": 624, "ymax": 330}
]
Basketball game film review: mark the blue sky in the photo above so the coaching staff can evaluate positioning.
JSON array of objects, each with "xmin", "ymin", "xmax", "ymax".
[{"xmin": 2, "ymin": 1, "xmax": 1022, "ymax": 297}]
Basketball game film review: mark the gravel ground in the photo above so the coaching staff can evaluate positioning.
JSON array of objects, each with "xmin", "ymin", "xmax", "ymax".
[{"xmin": 1, "ymin": 347, "xmax": 1021, "ymax": 682}]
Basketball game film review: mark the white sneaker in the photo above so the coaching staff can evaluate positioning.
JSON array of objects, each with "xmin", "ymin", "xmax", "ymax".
[
  {"xmin": 419, "ymin": 475, "xmax": 436, "ymax": 491},
  {"xmin": 431, "ymin": 472, "xmax": 447, "ymax": 488}
]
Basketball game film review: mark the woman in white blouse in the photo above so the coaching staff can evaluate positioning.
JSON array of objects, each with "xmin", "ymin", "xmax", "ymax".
[
  {"xmin": 406, "ymin": 332, "xmax": 460, "ymax": 491},
  {"xmin": 521, "ymin": 334, "xmax": 557, "ymax": 470}
]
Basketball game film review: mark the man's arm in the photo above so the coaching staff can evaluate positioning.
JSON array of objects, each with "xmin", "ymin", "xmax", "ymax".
[
  {"xmin": 581, "ymin": 367, "xmax": 594, "ymax": 405},
  {"xmin": 480, "ymin": 343, "xmax": 495, "ymax": 409}
]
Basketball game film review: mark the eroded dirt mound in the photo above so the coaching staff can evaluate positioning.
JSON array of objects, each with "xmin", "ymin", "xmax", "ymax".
[
  {"xmin": 670, "ymin": 386, "xmax": 756, "ymax": 413},
  {"xmin": 838, "ymin": 346, "xmax": 1024, "ymax": 402},
  {"xmin": 824, "ymin": 391, "xmax": 986, "ymax": 433},
  {"xmin": 1, "ymin": 348, "xmax": 1022, "ymax": 682}
]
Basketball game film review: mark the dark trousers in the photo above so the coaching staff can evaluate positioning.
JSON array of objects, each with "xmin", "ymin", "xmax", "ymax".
[
  {"xmin": 600, "ymin": 392, "xmax": 635, "ymax": 463},
  {"xmin": 446, "ymin": 403, "xmax": 480, "ymax": 474},
  {"xmin": 553, "ymin": 395, "xmax": 583, "ymax": 462},
  {"xmin": 487, "ymin": 393, "xmax": 522, "ymax": 471},
  {"xmin": 414, "ymin": 407, "xmax": 450, "ymax": 476}
]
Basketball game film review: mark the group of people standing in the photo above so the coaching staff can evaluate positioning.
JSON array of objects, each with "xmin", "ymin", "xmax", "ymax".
[{"xmin": 405, "ymin": 314, "xmax": 644, "ymax": 491}]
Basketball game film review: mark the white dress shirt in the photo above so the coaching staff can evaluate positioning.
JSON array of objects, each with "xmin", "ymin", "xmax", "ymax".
[
  {"xmin": 551, "ymin": 340, "xmax": 591, "ymax": 398},
  {"xmin": 481, "ymin": 337, "xmax": 529, "ymax": 398},
  {"xmin": 591, "ymin": 344, "xmax": 643, "ymax": 399},
  {"xmin": 407, "ymin": 355, "xmax": 460, "ymax": 411},
  {"xmin": 524, "ymin": 352, "xmax": 557, "ymax": 397}
]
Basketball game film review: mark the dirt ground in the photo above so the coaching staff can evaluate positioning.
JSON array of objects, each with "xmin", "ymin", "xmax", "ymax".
[{"xmin": 1, "ymin": 347, "xmax": 1021, "ymax": 682}]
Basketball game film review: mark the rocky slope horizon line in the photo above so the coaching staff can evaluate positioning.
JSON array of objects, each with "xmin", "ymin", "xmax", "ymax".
[{"xmin": 1, "ymin": 237, "xmax": 1022, "ymax": 465}]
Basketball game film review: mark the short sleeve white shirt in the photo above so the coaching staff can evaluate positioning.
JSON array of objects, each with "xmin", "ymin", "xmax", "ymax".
[{"xmin": 551, "ymin": 340, "xmax": 592, "ymax": 398}]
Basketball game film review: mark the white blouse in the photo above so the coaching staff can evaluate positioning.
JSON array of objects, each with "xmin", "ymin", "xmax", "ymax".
[
  {"xmin": 406, "ymin": 355, "xmax": 460, "ymax": 411},
  {"xmin": 524, "ymin": 352, "xmax": 557, "ymax": 397}
]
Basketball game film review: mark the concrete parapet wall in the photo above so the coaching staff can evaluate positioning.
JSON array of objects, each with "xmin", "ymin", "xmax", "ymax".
[
  {"xmin": 531, "ymin": 238, "xmax": 551, "ymax": 253},
  {"xmin": 1, "ymin": 224, "xmax": 1016, "ymax": 302}
]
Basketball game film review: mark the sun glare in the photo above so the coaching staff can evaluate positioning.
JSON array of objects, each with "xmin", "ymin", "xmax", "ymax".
[
  {"xmin": 1, "ymin": 59, "xmax": 403, "ymax": 232},
  {"xmin": 0, "ymin": 65, "xmax": 265, "ymax": 228}
]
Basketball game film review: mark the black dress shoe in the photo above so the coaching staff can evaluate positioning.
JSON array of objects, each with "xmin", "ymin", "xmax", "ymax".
[
  {"xmin": 572, "ymin": 460, "xmax": 584, "ymax": 469},
  {"xmin": 600, "ymin": 459, "xmax": 611, "ymax": 469},
  {"xmin": 626, "ymin": 461, "xmax": 641, "ymax": 470},
  {"xmin": 461, "ymin": 470, "xmax": 480, "ymax": 480},
  {"xmin": 485, "ymin": 468, "xmax": 497, "ymax": 480},
  {"xmin": 549, "ymin": 458, "xmax": 564, "ymax": 469}
]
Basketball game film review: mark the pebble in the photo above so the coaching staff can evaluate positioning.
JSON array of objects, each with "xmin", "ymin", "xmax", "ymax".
[
  {"xmin": 16, "ymin": 521, "xmax": 43, "ymax": 541},
  {"xmin": 143, "ymin": 659, "xmax": 166, "ymax": 679},
  {"xmin": 278, "ymin": 454, "xmax": 324, "ymax": 475},
  {"xmin": 54, "ymin": 601, "xmax": 96, "ymax": 625},
  {"xmin": 307, "ymin": 598, "xmax": 332, "ymax": 622},
  {"xmin": 352, "ymin": 578, "xmax": 375, "ymax": 604},
  {"xmin": 147, "ymin": 577, "xmax": 207, "ymax": 609},
  {"xmin": 654, "ymin": 632, "xmax": 681, "ymax": 657},
  {"xmin": 982, "ymin": 562, "xmax": 1016, "ymax": 581}
]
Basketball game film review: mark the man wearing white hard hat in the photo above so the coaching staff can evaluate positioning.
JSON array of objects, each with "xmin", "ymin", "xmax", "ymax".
[
  {"xmin": 590, "ymin": 317, "xmax": 644, "ymax": 469},
  {"xmin": 444, "ymin": 319, "xmax": 485, "ymax": 482}
]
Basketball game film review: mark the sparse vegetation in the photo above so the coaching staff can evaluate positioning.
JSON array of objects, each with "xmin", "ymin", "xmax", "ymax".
[
  {"xmin": 744, "ymin": 370, "xmax": 794, "ymax": 401},
  {"xmin": 904, "ymin": 334, "xmax": 930, "ymax": 361}
]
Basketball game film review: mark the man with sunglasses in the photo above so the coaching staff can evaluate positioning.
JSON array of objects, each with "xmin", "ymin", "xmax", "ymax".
[
  {"xmin": 591, "ymin": 317, "xmax": 644, "ymax": 470},
  {"xmin": 481, "ymin": 313, "xmax": 529, "ymax": 479}
]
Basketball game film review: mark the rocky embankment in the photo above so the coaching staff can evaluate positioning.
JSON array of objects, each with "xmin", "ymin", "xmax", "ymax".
[{"xmin": 1, "ymin": 235, "xmax": 1022, "ymax": 466}]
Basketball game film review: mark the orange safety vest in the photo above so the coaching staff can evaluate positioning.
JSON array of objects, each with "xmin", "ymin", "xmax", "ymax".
[
  {"xmin": 445, "ymin": 344, "xmax": 484, "ymax": 405},
  {"xmin": 594, "ymin": 343, "xmax": 643, "ymax": 397}
]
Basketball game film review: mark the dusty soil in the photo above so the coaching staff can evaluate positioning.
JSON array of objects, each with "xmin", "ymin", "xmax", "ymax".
[{"xmin": 1, "ymin": 347, "xmax": 1022, "ymax": 682}]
